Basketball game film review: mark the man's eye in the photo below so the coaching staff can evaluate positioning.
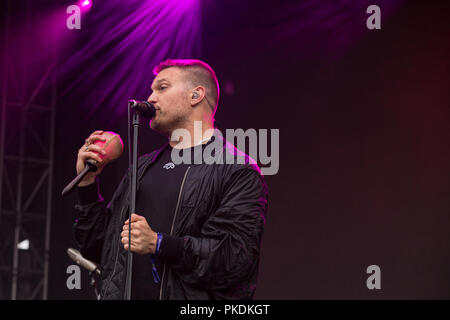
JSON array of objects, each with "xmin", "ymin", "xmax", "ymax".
[{"xmin": 160, "ymin": 86, "xmax": 167, "ymax": 90}]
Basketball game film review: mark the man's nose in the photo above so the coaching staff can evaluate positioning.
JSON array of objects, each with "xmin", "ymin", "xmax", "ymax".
[{"xmin": 148, "ymin": 92, "xmax": 157, "ymax": 104}]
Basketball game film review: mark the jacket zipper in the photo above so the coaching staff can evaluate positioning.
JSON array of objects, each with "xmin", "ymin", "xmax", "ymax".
[
  {"xmin": 159, "ymin": 166, "xmax": 191, "ymax": 300},
  {"xmin": 102, "ymin": 156, "xmax": 155, "ymax": 299}
]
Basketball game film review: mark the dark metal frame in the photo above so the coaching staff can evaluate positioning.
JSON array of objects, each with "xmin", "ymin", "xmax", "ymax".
[{"xmin": 0, "ymin": 0, "xmax": 56, "ymax": 300}]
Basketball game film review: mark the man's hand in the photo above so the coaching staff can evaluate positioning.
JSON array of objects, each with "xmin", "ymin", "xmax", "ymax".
[
  {"xmin": 121, "ymin": 213, "xmax": 158, "ymax": 255},
  {"xmin": 76, "ymin": 130, "xmax": 107, "ymax": 186}
]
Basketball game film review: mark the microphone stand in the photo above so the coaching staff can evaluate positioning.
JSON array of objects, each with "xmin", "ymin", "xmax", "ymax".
[
  {"xmin": 89, "ymin": 269, "xmax": 101, "ymax": 300},
  {"xmin": 124, "ymin": 103, "xmax": 140, "ymax": 300}
]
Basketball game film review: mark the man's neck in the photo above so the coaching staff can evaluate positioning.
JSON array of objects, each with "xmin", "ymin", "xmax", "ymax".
[{"xmin": 169, "ymin": 120, "xmax": 214, "ymax": 149}]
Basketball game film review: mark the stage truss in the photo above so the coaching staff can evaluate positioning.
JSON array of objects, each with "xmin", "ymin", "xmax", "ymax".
[{"xmin": 0, "ymin": 0, "xmax": 57, "ymax": 300}]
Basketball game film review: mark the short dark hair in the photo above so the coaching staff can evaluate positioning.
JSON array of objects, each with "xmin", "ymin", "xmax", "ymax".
[{"xmin": 153, "ymin": 59, "xmax": 220, "ymax": 114}]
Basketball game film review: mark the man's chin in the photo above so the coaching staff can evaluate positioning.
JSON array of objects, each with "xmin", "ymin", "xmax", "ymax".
[
  {"xmin": 150, "ymin": 119, "xmax": 170, "ymax": 136},
  {"xmin": 150, "ymin": 119, "xmax": 161, "ymax": 131}
]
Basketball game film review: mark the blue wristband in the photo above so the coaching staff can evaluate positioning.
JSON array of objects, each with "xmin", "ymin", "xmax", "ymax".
[{"xmin": 156, "ymin": 232, "xmax": 163, "ymax": 254}]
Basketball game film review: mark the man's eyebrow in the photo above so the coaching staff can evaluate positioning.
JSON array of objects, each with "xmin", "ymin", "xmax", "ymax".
[{"xmin": 151, "ymin": 78, "xmax": 170, "ymax": 89}]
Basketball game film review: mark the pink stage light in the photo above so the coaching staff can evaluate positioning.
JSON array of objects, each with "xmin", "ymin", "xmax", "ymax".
[{"xmin": 79, "ymin": 0, "xmax": 92, "ymax": 10}]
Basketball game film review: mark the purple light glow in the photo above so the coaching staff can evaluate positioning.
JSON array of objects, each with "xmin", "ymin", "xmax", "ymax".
[
  {"xmin": 80, "ymin": 0, "xmax": 92, "ymax": 9},
  {"xmin": 60, "ymin": 0, "xmax": 201, "ymax": 120}
]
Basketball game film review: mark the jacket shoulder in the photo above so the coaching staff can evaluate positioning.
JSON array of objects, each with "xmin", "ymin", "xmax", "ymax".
[{"xmin": 220, "ymin": 137, "xmax": 263, "ymax": 176}]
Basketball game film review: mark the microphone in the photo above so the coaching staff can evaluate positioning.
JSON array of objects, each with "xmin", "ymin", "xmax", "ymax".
[
  {"xmin": 67, "ymin": 248, "xmax": 101, "ymax": 275},
  {"xmin": 61, "ymin": 160, "xmax": 97, "ymax": 197},
  {"xmin": 128, "ymin": 100, "xmax": 156, "ymax": 118}
]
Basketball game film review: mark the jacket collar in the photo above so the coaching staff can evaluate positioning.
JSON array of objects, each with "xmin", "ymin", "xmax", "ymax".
[{"xmin": 146, "ymin": 128, "xmax": 226, "ymax": 166}]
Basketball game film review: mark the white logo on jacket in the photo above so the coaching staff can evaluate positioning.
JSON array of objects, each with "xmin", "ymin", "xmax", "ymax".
[{"xmin": 163, "ymin": 162, "xmax": 175, "ymax": 170}]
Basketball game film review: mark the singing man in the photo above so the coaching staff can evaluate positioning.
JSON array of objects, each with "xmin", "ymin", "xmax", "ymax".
[{"xmin": 73, "ymin": 59, "xmax": 269, "ymax": 299}]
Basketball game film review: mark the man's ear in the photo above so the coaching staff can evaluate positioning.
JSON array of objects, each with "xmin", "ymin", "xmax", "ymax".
[{"xmin": 190, "ymin": 86, "xmax": 206, "ymax": 106}]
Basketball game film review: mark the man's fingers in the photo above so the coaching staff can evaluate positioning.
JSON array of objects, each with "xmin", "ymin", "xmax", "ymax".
[
  {"xmin": 121, "ymin": 235, "xmax": 140, "ymax": 251},
  {"xmin": 89, "ymin": 130, "xmax": 104, "ymax": 138},
  {"xmin": 131, "ymin": 213, "xmax": 144, "ymax": 221},
  {"xmin": 123, "ymin": 243, "xmax": 138, "ymax": 252},
  {"xmin": 78, "ymin": 142, "xmax": 106, "ymax": 167},
  {"xmin": 123, "ymin": 223, "xmax": 134, "ymax": 231},
  {"xmin": 86, "ymin": 144, "xmax": 107, "ymax": 155},
  {"xmin": 85, "ymin": 134, "xmax": 106, "ymax": 145},
  {"xmin": 121, "ymin": 229, "xmax": 140, "ymax": 238},
  {"xmin": 121, "ymin": 236, "xmax": 136, "ymax": 245},
  {"xmin": 124, "ymin": 213, "xmax": 144, "ymax": 224},
  {"xmin": 123, "ymin": 223, "xmax": 138, "ymax": 230},
  {"xmin": 81, "ymin": 151, "xmax": 104, "ymax": 164},
  {"xmin": 122, "ymin": 238, "xmax": 132, "ymax": 251}
]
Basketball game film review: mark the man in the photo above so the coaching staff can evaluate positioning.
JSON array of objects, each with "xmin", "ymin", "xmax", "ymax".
[{"xmin": 73, "ymin": 59, "xmax": 268, "ymax": 300}]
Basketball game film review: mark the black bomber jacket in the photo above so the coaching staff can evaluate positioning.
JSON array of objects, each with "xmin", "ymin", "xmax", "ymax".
[{"xmin": 73, "ymin": 130, "xmax": 269, "ymax": 299}]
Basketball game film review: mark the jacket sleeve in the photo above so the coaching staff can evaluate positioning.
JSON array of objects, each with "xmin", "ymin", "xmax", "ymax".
[
  {"xmin": 159, "ymin": 166, "xmax": 269, "ymax": 290},
  {"xmin": 72, "ymin": 173, "xmax": 128, "ymax": 264}
]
